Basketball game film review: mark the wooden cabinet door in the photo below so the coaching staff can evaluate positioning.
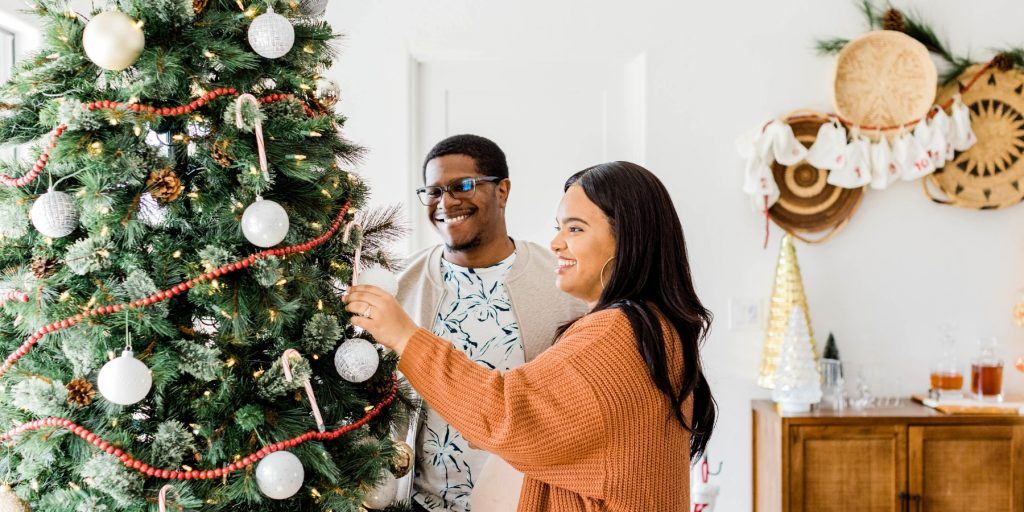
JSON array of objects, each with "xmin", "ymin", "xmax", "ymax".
[
  {"xmin": 790, "ymin": 425, "xmax": 907, "ymax": 512},
  {"xmin": 909, "ymin": 425, "xmax": 1024, "ymax": 511}
]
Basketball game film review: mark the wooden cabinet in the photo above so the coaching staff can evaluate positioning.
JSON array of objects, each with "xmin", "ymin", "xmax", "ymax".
[{"xmin": 753, "ymin": 400, "xmax": 1024, "ymax": 512}]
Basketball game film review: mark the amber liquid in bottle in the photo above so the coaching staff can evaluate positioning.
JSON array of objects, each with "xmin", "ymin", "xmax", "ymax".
[
  {"xmin": 930, "ymin": 372, "xmax": 964, "ymax": 391},
  {"xmin": 970, "ymin": 363, "xmax": 1003, "ymax": 398}
]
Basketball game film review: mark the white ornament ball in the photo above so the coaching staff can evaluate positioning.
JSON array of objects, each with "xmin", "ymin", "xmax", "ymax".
[
  {"xmin": 334, "ymin": 338, "xmax": 379, "ymax": 383},
  {"xmin": 30, "ymin": 190, "xmax": 78, "ymax": 238},
  {"xmin": 82, "ymin": 11, "xmax": 145, "ymax": 71},
  {"xmin": 256, "ymin": 451, "xmax": 305, "ymax": 500},
  {"xmin": 362, "ymin": 472, "xmax": 398, "ymax": 509},
  {"xmin": 356, "ymin": 266, "xmax": 399, "ymax": 297},
  {"xmin": 241, "ymin": 198, "xmax": 289, "ymax": 247},
  {"xmin": 97, "ymin": 350, "xmax": 152, "ymax": 406},
  {"xmin": 0, "ymin": 485, "xmax": 28, "ymax": 512},
  {"xmin": 247, "ymin": 7, "xmax": 295, "ymax": 59},
  {"xmin": 297, "ymin": 0, "xmax": 328, "ymax": 17}
]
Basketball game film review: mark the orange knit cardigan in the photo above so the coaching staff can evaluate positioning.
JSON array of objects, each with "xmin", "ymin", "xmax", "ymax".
[{"xmin": 398, "ymin": 308, "xmax": 693, "ymax": 512}]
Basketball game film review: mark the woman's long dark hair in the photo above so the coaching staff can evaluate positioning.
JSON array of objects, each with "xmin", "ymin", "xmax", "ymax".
[{"xmin": 559, "ymin": 161, "xmax": 716, "ymax": 459}]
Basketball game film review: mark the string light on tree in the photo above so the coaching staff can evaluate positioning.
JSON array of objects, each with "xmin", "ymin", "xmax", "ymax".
[
  {"xmin": 255, "ymin": 451, "xmax": 305, "ymax": 500},
  {"xmin": 81, "ymin": 11, "xmax": 145, "ymax": 71}
]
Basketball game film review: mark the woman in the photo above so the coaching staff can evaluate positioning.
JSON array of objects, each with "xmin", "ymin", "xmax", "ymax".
[{"xmin": 344, "ymin": 161, "xmax": 716, "ymax": 511}]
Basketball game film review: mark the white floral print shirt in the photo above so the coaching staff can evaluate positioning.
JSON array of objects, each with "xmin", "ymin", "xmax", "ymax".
[{"xmin": 413, "ymin": 252, "xmax": 525, "ymax": 511}]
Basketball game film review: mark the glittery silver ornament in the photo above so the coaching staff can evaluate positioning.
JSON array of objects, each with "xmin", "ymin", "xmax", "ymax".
[
  {"xmin": 314, "ymin": 78, "xmax": 341, "ymax": 107},
  {"xmin": 362, "ymin": 472, "xmax": 398, "ymax": 509},
  {"xmin": 247, "ymin": 6, "xmax": 295, "ymax": 59},
  {"xmin": 297, "ymin": 0, "xmax": 328, "ymax": 16},
  {"xmin": 334, "ymin": 338, "xmax": 379, "ymax": 383},
  {"xmin": 30, "ymin": 189, "xmax": 78, "ymax": 238}
]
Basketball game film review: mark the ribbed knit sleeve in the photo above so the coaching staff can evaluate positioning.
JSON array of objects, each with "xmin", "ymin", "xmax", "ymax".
[{"xmin": 398, "ymin": 323, "xmax": 613, "ymax": 499}]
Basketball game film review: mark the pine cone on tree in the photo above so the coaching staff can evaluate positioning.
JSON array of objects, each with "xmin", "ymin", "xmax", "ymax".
[
  {"xmin": 211, "ymin": 139, "xmax": 232, "ymax": 167},
  {"xmin": 146, "ymin": 168, "xmax": 184, "ymax": 204},
  {"xmin": 66, "ymin": 378, "xmax": 96, "ymax": 407},
  {"xmin": 30, "ymin": 256, "xmax": 56, "ymax": 279},
  {"xmin": 193, "ymin": 0, "xmax": 209, "ymax": 15},
  {"xmin": 993, "ymin": 52, "xmax": 1016, "ymax": 71},
  {"xmin": 882, "ymin": 8, "xmax": 905, "ymax": 32}
]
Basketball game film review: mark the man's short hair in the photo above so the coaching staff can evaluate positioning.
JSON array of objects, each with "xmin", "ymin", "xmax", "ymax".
[{"xmin": 423, "ymin": 134, "xmax": 509, "ymax": 181}]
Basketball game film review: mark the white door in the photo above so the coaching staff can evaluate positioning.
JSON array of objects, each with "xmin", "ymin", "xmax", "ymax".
[{"xmin": 411, "ymin": 56, "xmax": 647, "ymax": 251}]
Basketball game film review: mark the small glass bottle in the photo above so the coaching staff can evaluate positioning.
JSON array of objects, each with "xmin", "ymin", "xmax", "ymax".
[
  {"xmin": 971, "ymin": 337, "xmax": 1004, "ymax": 402},
  {"xmin": 930, "ymin": 328, "xmax": 963, "ymax": 399}
]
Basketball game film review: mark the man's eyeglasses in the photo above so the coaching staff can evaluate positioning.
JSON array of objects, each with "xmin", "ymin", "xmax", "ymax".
[{"xmin": 416, "ymin": 176, "xmax": 504, "ymax": 206}]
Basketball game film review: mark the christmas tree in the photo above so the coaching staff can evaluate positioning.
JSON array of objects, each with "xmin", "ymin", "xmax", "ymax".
[
  {"xmin": 758, "ymin": 234, "xmax": 816, "ymax": 389},
  {"xmin": 771, "ymin": 306, "xmax": 822, "ymax": 413},
  {"xmin": 0, "ymin": 1, "xmax": 410, "ymax": 510}
]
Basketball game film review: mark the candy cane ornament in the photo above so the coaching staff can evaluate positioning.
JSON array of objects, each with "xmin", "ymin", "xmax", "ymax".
[
  {"xmin": 281, "ymin": 349, "xmax": 326, "ymax": 433},
  {"xmin": 234, "ymin": 93, "xmax": 271, "ymax": 182},
  {"xmin": 158, "ymin": 484, "xmax": 179, "ymax": 512}
]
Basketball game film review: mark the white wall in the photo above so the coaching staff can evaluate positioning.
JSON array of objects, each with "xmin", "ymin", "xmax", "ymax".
[{"xmin": 330, "ymin": 1, "xmax": 1024, "ymax": 509}]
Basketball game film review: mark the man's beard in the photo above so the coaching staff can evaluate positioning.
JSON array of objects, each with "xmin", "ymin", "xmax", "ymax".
[{"xmin": 445, "ymin": 234, "xmax": 482, "ymax": 253}]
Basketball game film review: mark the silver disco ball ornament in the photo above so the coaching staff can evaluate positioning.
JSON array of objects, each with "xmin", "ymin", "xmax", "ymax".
[
  {"xmin": 247, "ymin": 6, "xmax": 295, "ymax": 59},
  {"xmin": 314, "ymin": 78, "xmax": 341, "ymax": 107},
  {"xmin": 30, "ymin": 189, "xmax": 78, "ymax": 238},
  {"xmin": 334, "ymin": 338, "xmax": 379, "ymax": 383},
  {"xmin": 297, "ymin": 0, "xmax": 328, "ymax": 17}
]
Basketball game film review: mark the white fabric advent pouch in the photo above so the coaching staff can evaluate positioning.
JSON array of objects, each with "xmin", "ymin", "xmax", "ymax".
[
  {"xmin": 950, "ymin": 93, "xmax": 977, "ymax": 152},
  {"xmin": 895, "ymin": 125, "xmax": 935, "ymax": 180},
  {"xmin": 827, "ymin": 134, "xmax": 871, "ymax": 188},
  {"xmin": 743, "ymin": 155, "xmax": 780, "ymax": 207},
  {"xmin": 927, "ymin": 118, "xmax": 948, "ymax": 169},
  {"xmin": 768, "ymin": 120, "xmax": 808, "ymax": 166},
  {"xmin": 930, "ymin": 107, "xmax": 956, "ymax": 161},
  {"xmin": 869, "ymin": 136, "xmax": 899, "ymax": 190},
  {"xmin": 806, "ymin": 118, "xmax": 847, "ymax": 171}
]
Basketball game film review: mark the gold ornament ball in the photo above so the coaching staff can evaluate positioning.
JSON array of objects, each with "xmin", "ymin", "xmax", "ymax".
[
  {"xmin": 314, "ymin": 78, "xmax": 341, "ymax": 107},
  {"xmin": 389, "ymin": 440, "xmax": 413, "ymax": 477},
  {"xmin": 82, "ymin": 11, "xmax": 145, "ymax": 71},
  {"xmin": 0, "ymin": 485, "xmax": 29, "ymax": 512}
]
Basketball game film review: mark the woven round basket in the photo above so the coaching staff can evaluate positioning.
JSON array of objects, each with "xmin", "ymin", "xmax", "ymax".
[
  {"xmin": 833, "ymin": 30, "xmax": 937, "ymax": 129},
  {"xmin": 928, "ymin": 64, "xmax": 1024, "ymax": 209},
  {"xmin": 769, "ymin": 112, "xmax": 865, "ymax": 243}
]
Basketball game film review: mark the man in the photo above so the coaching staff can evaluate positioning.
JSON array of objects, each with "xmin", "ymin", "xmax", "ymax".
[{"xmin": 395, "ymin": 134, "xmax": 586, "ymax": 512}]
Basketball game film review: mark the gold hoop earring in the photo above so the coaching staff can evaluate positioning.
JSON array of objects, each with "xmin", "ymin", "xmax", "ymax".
[{"xmin": 599, "ymin": 257, "xmax": 615, "ymax": 289}]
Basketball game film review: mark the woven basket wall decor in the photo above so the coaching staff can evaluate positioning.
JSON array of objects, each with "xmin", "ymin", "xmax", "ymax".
[
  {"xmin": 769, "ymin": 113, "xmax": 864, "ymax": 243},
  {"xmin": 928, "ymin": 64, "xmax": 1024, "ymax": 209},
  {"xmin": 833, "ymin": 30, "xmax": 937, "ymax": 129}
]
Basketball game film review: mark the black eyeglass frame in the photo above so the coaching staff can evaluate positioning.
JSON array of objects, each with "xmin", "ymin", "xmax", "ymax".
[{"xmin": 415, "ymin": 176, "xmax": 505, "ymax": 206}]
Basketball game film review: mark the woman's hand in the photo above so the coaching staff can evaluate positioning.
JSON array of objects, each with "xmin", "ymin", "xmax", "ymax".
[{"xmin": 342, "ymin": 285, "xmax": 419, "ymax": 355}]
